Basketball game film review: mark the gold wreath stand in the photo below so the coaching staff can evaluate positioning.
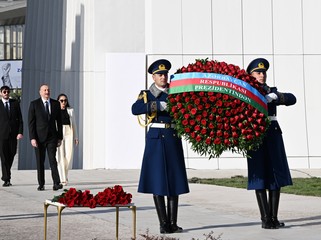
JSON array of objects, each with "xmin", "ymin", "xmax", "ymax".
[{"xmin": 44, "ymin": 200, "xmax": 136, "ymax": 240}]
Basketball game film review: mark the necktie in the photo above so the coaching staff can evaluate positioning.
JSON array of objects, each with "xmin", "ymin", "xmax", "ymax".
[
  {"xmin": 45, "ymin": 101, "xmax": 50, "ymax": 119},
  {"xmin": 5, "ymin": 101, "xmax": 9, "ymax": 116}
]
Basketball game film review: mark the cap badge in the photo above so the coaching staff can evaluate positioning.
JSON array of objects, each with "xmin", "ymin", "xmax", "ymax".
[
  {"xmin": 258, "ymin": 62, "xmax": 265, "ymax": 69},
  {"xmin": 158, "ymin": 64, "xmax": 166, "ymax": 71}
]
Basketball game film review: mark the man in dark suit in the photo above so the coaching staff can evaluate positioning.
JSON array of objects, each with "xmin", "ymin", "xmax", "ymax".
[
  {"xmin": 0, "ymin": 86, "xmax": 23, "ymax": 187},
  {"xmin": 28, "ymin": 84, "xmax": 63, "ymax": 191}
]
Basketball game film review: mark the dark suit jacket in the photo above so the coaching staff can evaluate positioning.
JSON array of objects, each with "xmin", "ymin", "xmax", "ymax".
[
  {"xmin": 28, "ymin": 98, "xmax": 63, "ymax": 143},
  {"xmin": 0, "ymin": 99, "xmax": 23, "ymax": 140}
]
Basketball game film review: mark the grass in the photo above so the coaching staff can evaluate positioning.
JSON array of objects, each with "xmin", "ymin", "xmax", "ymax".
[{"xmin": 189, "ymin": 176, "xmax": 321, "ymax": 197}]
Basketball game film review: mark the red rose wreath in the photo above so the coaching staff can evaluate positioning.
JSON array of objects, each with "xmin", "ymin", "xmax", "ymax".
[{"xmin": 167, "ymin": 58, "xmax": 269, "ymax": 158}]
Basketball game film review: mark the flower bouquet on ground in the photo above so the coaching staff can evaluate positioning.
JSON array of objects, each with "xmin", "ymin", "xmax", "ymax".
[
  {"xmin": 52, "ymin": 185, "xmax": 132, "ymax": 208},
  {"xmin": 167, "ymin": 58, "xmax": 269, "ymax": 158}
]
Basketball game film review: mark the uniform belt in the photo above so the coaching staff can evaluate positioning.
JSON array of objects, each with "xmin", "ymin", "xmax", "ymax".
[
  {"xmin": 268, "ymin": 116, "xmax": 277, "ymax": 121},
  {"xmin": 149, "ymin": 123, "xmax": 176, "ymax": 129}
]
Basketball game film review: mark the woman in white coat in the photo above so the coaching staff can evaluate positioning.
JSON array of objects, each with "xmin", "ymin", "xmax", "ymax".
[{"xmin": 56, "ymin": 94, "xmax": 79, "ymax": 185}]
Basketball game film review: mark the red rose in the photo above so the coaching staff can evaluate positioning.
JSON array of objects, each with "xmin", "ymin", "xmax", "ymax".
[
  {"xmin": 196, "ymin": 115, "xmax": 202, "ymax": 121},
  {"xmin": 214, "ymin": 138, "xmax": 221, "ymax": 144},
  {"xmin": 246, "ymin": 134, "xmax": 254, "ymax": 141},
  {"xmin": 194, "ymin": 125, "xmax": 201, "ymax": 131},
  {"xmin": 223, "ymin": 95, "xmax": 229, "ymax": 101},
  {"xmin": 223, "ymin": 131, "xmax": 229, "ymax": 139},
  {"xmin": 184, "ymin": 114, "xmax": 190, "ymax": 119},
  {"xmin": 216, "ymin": 100, "xmax": 223, "ymax": 107},
  {"xmin": 182, "ymin": 119, "xmax": 188, "ymax": 126},
  {"xmin": 201, "ymin": 128, "xmax": 207, "ymax": 135},
  {"xmin": 216, "ymin": 130, "xmax": 223, "ymax": 137},
  {"xmin": 194, "ymin": 98, "xmax": 201, "ymax": 105},
  {"xmin": 202, "ymin": 111, "xmax": 208, "ymax": 117},
  {"xmin": 197, "ymin": 104, "xmax": 204, "ymax": 110},
  {"xmin": 189, "ymin": 119, "xmax": 196, "ymax": 126},
  {"xmin": 232, "ymin": 132, "xmax": 238, "ymax": 138},
  {"xmin": 224, "ymin": 139, "xmax": 230, "ymax": 145}
]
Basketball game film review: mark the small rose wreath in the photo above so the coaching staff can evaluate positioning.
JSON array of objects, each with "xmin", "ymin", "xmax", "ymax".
[
  {"xmin": 52, "ymin": 185, "xmax": 132, "ymax": 208},
  {"xmin": 167, "ymin": 58, "xmax": 269, "ymax": 158}
]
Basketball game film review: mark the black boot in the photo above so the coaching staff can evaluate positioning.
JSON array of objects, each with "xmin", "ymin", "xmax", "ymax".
[
  {"xmin": 269, "ymin": 190, "xmax": 285, "ymax": 228},
  {"xmin": 167, "ymin": 196, "xmax": 183, "ymax": 233},
  {"xmin": 153, "ymin": 195, "xmax": 171, "ymax": 234},
  {"xmin": 255, "ymin": 190, "xmax": 274, "ymax": 229}
]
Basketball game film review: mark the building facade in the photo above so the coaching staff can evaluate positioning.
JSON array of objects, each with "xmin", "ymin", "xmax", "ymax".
[{"xmin": 1, "ymin": 0, "xmax": 320, "ymax": 170}]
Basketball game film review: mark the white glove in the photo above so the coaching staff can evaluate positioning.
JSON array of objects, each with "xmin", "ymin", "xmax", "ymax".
[
  {"xmin": 265, "ymin": 93, "xmax": 278, "ymax": 103},
  {"xmin": 160, "ymin": 101, "xmax": 167, "ymax": 111}
]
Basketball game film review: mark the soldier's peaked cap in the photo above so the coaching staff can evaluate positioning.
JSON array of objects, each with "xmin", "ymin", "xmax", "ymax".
[
  {"xmin": 246, "ymin": 58, "xmax": 269, "ymax": 74},
  {"xmin": 148, "ymin": 59, "xmax": 171, "ymax": 74}
]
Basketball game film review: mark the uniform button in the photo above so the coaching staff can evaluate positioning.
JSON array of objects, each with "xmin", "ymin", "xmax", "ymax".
[
  {"xmin": 173, "ymin": 134, "xmax": 176, "ymax": 137},
  {"xmin": 162, "ymin": 135, "xmax": 164, "ymax": 138}
]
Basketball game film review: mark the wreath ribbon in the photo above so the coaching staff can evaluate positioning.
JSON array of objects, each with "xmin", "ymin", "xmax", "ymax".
[{"xmin": 169, "ymin": 72, "xmax": 268, "ymax": 116}]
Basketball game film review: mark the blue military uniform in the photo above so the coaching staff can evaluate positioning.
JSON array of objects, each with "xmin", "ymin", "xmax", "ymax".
[
  {"xmin": 132, "ymin": 85, "xmax": 189, "ymax": 196},
  {"xmin": 247, "ymin": 86, "xmax": 296, "ymax": 190},
  {"xmin": 132, "ymin": 59, "xmax": 189, "ymax": 234},
  {"xmin": 246, "ymin": 58, "xmax": 296, "ymax": 229}
]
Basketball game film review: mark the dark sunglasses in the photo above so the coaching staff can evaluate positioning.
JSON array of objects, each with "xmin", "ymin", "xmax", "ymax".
[
  {"xmin": 59, "ymin": 99, "xmax": 68, "ymax": 103},
  {"xmin": 2, "ymin": 90, "xmax": 10, "ymax": 94}
]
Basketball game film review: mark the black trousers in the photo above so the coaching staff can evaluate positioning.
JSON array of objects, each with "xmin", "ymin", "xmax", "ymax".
[
  {"xmin": 34, "ymin": 135, "xmax": 61, "ymax": 186},
  {"xmin": 0, "ymin": 136, "xmax": 18, "ymax": 182}
]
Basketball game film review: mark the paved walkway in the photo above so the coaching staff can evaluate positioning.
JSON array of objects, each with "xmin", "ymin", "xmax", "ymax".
[{"xmin": 0, "ymin": 168, "xmax": 321, "ymax": 240}]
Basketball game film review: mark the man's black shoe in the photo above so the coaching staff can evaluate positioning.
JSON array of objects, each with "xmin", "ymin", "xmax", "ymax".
[
  {"xmin": 53, "ymin": 184, "xmax": 63, "ymax": 191},
  {"xmin": 3, "ymin": 181, "xmax": 11, "ymax": 187},
  {"xmin": 37, "ymin": 185, "xmax": 45, "ymax": 191}
]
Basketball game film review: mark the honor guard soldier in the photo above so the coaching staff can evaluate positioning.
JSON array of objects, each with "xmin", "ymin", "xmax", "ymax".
[
  {"xmin": 132, "ymin": 59, "xmax": 189, "ymax": 234},
  {"xmin": 246, "ymin": 58, "xmax": 296, "ymax": 229}
]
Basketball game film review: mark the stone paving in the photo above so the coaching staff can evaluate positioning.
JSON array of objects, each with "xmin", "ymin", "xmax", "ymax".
[{"xmin": 0, "ymin": 168, "xmax": 321, "ymax": 240}]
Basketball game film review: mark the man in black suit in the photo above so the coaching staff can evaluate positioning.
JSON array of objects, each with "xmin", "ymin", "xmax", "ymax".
[
  {"xmin": 28, "ymin": 84, "xmax": 63, "ymax": 191},
  {"xmin": 0, "ymin": 86, "xmax": 23, "ymax": 187}
]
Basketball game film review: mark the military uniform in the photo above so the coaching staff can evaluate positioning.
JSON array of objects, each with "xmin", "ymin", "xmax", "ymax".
[
  {"xmin": 132, "ymin": 86, "xmax": 189, "ymax": 196},
  {"xmin": 132, "ymin": 59, "xmax": 189, "ymax": 234},
  {"xmin": 246, "ymin": 58, "xmax": 296, "ymax": 229},
  {"xmin": 247, "ymin": 86, "xmax": 296, "ymax": 190}
]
